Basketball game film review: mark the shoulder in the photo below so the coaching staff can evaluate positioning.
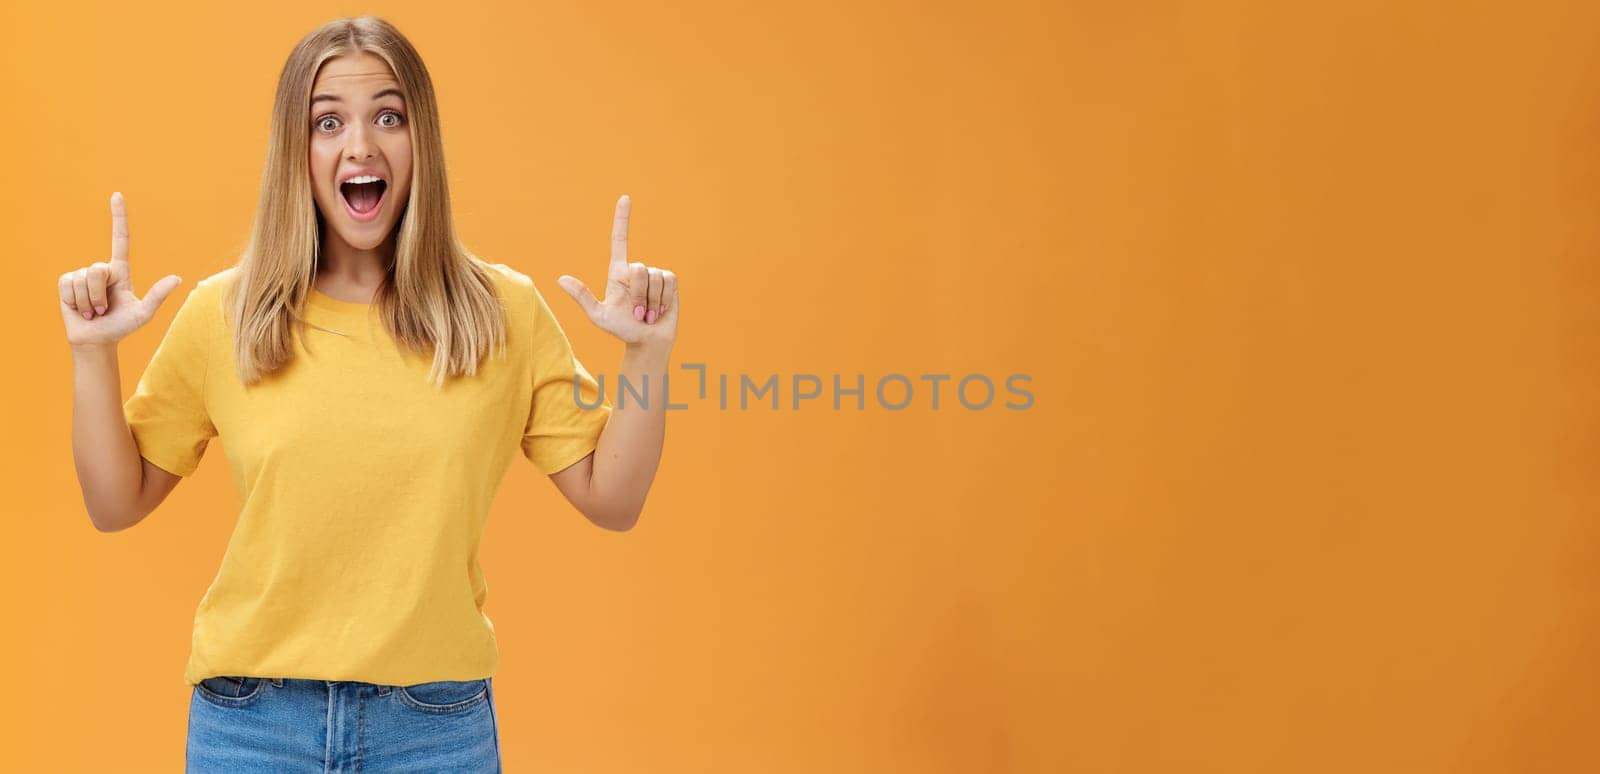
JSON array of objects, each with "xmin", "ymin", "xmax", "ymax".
[
  {"xmin": 479, "ymin": 260, "xmax": 561, "ymax": 314},
  {"xmin": 162, "ymin": 266, "xmax": 237, "ymax": 329},
  {"xmin": 480, "ymin": 260, "xmax": 535, "ymax": 297},
  {"xmin": 185, "ymin": 265, "xmax": 239, "ymax": 305},
  {"xmin": 196, "ymin": 265, "xmax": 239, "ymax": 290},
  {"xmin": 477, "ymin": 260, "xmax": 573, "ymax": 337}
]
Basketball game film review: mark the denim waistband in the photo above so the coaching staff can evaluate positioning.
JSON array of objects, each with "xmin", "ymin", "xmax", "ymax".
[
  {"xmin": 255, "ymin": 678, "xmax": 396, "ymax": 695},
  {"xmin": 206, "ymin": 676, "xmax": 492, "ymax": 697}
]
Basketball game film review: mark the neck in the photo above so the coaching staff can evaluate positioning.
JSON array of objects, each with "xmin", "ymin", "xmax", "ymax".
[{"xmin": 317, "ymin": 228, "xmax": 395, "ymax": 288}]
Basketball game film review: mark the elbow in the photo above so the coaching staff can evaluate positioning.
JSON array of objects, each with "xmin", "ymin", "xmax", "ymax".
[
  {"xmin": 88, "ymin": 508, "xmax": 138, "ymax": 534},
  {"xmin": 587, "ymin": 504, "xmax": 641, "ymax": 532},
  {"xmin": 79, "ymin": 464, "xmax": 152, "ymax": 533},
  {"xmin": 86, "ymin": 499, "xmax": 148, "ymax": 533}
]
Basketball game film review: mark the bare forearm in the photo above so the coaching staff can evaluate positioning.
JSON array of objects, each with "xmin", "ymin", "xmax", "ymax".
[
  {"xmin": 586, "ymin": 341, "xmax": 671, "ymax": 528},
  {"xmin": 71, "ymin": 345, "xmax": 144, "ymax": 531}
]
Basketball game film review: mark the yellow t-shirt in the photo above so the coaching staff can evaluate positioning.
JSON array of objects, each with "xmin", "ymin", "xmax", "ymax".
[{"xmin": 122, "ymin": 261, "xmax": 612, "ymax": 686}]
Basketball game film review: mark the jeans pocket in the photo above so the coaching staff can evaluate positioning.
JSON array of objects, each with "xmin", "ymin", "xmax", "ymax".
[
  {"xmin": 394, "ymin": 679, "xmax": 489, "ymax": 715},
  {"xmin": 194, "ymin": 675, "xmax": 268, "ymax": 708}
]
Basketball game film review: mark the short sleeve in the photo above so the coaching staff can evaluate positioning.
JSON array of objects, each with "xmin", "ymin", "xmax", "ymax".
[
  {"xmin": 123, "ymin": 282, "xmax": 217, "ymax": 477},
  {"xmin": 521, "ymin": 281, "xmax": 612, "ymax": 473}
]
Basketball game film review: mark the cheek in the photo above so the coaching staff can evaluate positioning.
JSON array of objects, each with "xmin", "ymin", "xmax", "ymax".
[
  {"xmin": 388, "ymin": 142, "xmax": 414, "ymax": 199},
  {"xmin": 308, "ymin": 146, "xmax": 338, "ymax": 194},
  {"xmin": 392, "ymin": 149, "xmax": 413, "ymax": 183}
]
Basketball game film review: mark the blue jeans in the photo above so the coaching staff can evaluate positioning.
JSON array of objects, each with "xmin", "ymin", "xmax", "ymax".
[{"xmin": 186, "ymin": 676, "xmax": 501, "ymax": 772}]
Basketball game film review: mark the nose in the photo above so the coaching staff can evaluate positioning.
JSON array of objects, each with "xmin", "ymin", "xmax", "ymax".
[{"xmin": 344, "ymin": 122, "xmax": 377, "ymax": 162}]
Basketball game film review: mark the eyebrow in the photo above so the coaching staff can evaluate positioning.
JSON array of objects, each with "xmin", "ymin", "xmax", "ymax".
[{"xmin": 310, "ymin": 88, "xmax": 406, "ymax": 105}]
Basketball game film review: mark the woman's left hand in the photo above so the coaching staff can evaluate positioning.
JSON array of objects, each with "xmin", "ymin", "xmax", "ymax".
[{"xmin": 557, "ymin": 195, "xmax": 678, "ymax": 349}]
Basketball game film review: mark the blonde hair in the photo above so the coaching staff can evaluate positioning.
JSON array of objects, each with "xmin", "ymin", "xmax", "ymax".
[{"xmin": 225, "ymin": 16, "xmax": 506, "ymax": 387}]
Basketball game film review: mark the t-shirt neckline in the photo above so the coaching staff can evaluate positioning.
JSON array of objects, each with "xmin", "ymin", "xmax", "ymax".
[{"xmin": 306, "ymin": 286, "xmax": 376, "ymax": 316}]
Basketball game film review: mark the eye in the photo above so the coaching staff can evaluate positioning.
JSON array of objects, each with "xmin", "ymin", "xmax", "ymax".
[
  {"xmin": 377, "ymin": 111, "xmax": 405, "ymax": 128},
  {"xmin": 315, "ymin": 115, "xmax": 341, "ymax": 133}
]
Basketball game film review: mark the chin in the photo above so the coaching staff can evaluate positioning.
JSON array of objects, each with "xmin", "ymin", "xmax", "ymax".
[
  {"xmin": 316, "ymin": 201, "xmax": 402, "ymax": 252},
  {"xmin": 334, "ymin": 225, "xmax": 394, "ymax": 251}
]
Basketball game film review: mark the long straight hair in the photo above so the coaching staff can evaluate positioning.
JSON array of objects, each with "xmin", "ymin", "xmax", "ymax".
[{"xmin": 226, "ymin": 16, "xmax": 506, "ymax": 387}]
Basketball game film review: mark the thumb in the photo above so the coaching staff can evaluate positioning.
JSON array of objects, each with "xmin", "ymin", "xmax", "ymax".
[
  {"xmin": 140, "ymin": 275, "xmax": 183, "ymax": 316},
  {"xmin": 557, "ymin": 275, "xmax": 601, "ymax": 321}
]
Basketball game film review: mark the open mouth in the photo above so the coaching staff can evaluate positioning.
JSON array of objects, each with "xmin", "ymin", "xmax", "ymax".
[{"xmin": 339, "ymin": 175, "xmax": 387, "ymax": 222}]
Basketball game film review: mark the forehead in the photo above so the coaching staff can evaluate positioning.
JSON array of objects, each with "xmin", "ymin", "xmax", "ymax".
[{"xmin": 311, "ymin": 51, "xmax": 400, "ymax": 93}]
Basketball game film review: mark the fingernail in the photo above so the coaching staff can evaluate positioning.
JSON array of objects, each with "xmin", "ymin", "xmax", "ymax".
[
  {"xmin": 634, "ymin": 305, "xmax": 645, "ymax": 321},
  {"xmin": 83, "ymin": 311, "xmax": 93, "ymax": 320},
  {"xmin": 94, "ymin": 305, "xmax": 106, "ymax": 315},
  {"xmin": 646, "ymin": 309, "xmax": 658, "ymax": 324}
]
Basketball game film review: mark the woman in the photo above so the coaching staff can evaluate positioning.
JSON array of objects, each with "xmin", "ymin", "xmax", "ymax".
[{"xmin": 61, "ymin": 16, "xmax": 677, "ymax": 772}]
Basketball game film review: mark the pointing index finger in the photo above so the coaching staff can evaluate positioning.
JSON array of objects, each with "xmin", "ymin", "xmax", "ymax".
[
  {"xmin": 110, "ymin": 192, "xmax": 130, "ymax": 265},
  {"xmin": 610, "ymin": 194, "xmax": 630, "ymax": 272}
]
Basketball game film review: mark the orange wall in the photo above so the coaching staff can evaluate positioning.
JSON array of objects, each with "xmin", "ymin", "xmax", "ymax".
[{"xmin": 3, "ymin": 1, "xmax": 1597, "ymax": 771}]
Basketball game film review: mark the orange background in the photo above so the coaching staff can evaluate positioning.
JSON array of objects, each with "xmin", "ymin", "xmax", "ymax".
[{"xmin": 2, "ymin": 1, "xmax": 1597, "ymax": 771}]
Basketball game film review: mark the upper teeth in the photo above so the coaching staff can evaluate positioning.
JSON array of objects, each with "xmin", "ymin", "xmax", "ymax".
[{"xmin": 346, "ymin": 175, "xmax": 382, "ymax": 184}]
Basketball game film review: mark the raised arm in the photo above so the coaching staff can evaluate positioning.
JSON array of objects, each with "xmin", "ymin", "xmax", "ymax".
[
  {"xmin": 551, "ymin": 194, "xmax": 678, "ymax": 530},
  {"xmin": 61, "ymin": 193, "xmax": 185, "ymax": 532}
]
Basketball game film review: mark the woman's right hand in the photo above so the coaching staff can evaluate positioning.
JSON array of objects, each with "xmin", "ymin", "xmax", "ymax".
[{"xmin": 59, "ymin": 192, "xmax": 183, "ymax": 351}]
